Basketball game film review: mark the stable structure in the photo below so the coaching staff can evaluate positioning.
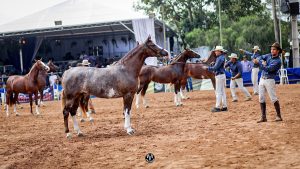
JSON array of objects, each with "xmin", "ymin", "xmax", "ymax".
[{"xmin": 0, "ymin": 0, "xmax": 177, "ymax": 73}]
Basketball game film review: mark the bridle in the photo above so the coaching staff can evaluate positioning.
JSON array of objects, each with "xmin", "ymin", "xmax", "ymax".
[{"xmin": 143, "ymin": 42, "xmax": 166, "ymax": 57}]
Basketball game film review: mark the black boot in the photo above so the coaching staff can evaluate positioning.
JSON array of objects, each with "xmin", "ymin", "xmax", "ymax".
[
  {"xmin": 257, "ymin": 102, "xmax": 267, "ymax": 123},
  {"xmin": 274, "ymin": 101, "xmax": 283, "ymax": 121}
]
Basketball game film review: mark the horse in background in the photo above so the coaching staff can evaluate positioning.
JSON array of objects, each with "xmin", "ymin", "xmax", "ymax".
[
  {"xmin": 180, "ymin": 51, "xmax": 217, "ymax": 99},
  {"xmin": 61, "ymin": 36, "xmax": 168, "ymax": 138},
  {"xmin": 135, "ymin": 49, "xmax": 200, "ymax": 108},
  {"xmin": 5, "ymin": 60, "xmax": 50, "ymax": 116},
  {"xmin": 37, "ymin": 60, "xmax": 59, "ymax": 106}
]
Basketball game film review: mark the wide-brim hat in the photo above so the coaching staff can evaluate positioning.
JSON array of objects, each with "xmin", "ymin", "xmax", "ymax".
[
  {"xmin": 229, "ymin": 53, "xmax": 238, "ymax": 59},
  {"xmin": 82, "ymin": 59, "xmax": 90, "ymax": 66},
  {"xmin": 270, "ymin": 42, "xmax": 282, "ymax": 53},
  {"xmin": 214, "ymin": 46, "xmax": 225, "ymax": 52},
  {"xmin": 252, "ymin": 45, "xmax": 260, "ymax": 51}
]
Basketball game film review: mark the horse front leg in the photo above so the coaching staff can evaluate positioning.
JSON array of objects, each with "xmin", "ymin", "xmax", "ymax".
[
  {"xmin": 174, "ymin": 82, "xmax": 182, "ymax": 106},
  {"xmin": 63, "ymin": 107, "xmax": 71, "ymax": 138},
  {"xmin": 38, "ymin": 89, "xmax": 45, "ymax": 107},
  {"xmin": 70, "ymin": 102, "xmax": 83, "ymax": 137},
  {"xmin": 34, "ymin": 92, "xmax": 40, "ymax": 115},
  {"xmin": 123, "ymin": 93, "xmax": 135, "ymax": 135}
]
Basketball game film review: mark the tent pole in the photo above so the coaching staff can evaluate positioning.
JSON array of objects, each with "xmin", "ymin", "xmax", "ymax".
[
  {"xmin": 19, "ymin": 47, "xmax": 24, "ymax": 74},
  {"xmin": 119, "ymin": 22, "xmax": 135, "ymax": 34}
]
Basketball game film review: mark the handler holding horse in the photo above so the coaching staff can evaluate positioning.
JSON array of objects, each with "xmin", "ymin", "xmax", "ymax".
[{"xmin": 61, "ymin": 36, "xmax": 168, "ymax": 138}]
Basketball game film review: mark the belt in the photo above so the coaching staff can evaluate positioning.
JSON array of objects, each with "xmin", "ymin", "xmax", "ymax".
[{"xmin": 261, "ymin": 76, "xmax": 273, "ymax": 80}]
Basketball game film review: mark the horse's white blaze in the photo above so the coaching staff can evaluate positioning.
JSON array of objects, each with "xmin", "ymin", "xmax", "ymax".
[
  {"xmin": 71, "ymin": 115, "xmax": 81, "ymax": 134},
  {"xmin": 124, "ymin": 108, "xmax": 131, "ymax": 129},
  {"xmin": 107, "ymin": 88, "xmax": 115, "ymax": 98}
]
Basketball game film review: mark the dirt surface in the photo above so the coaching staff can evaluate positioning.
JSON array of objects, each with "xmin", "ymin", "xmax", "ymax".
[{"xmin": 0, "ymin": 84, "xmax": 300, "ymax": 169}]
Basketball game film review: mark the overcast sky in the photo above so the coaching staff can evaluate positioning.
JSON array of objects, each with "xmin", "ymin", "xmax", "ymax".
[{"xmin": 0, "ymin": 0, "xmax": 137, "ymax": 25}]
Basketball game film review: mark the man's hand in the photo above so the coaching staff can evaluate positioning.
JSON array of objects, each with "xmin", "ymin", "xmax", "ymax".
[
  {"xmin": 262, "ymin": 61, "xmax": 267, "ymax": 66},
  {"xmin": 231, "ymin": 77, "xmax": 236, "ymax": 80},
  {"xmin": 239, "ymin": 49, "xmax": 244, "ymax": 53}
]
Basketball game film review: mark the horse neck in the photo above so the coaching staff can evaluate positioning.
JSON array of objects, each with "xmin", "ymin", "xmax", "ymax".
[
  {"xmin": 26, "ymin": 64, "xmax": 40, "ymax": 82},
  {"xmin": 116, "ymin": 46, "xmax": 147, "ymax": 77}
]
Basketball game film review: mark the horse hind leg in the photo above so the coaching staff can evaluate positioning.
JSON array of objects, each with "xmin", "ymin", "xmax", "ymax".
[
  {"xmin": 34, "ymin": 92, "xmax": 41, "ymax": 115},
  {"xmin": 70, "ymin": 100, "xmax": 83, "ymax": 137},
  {"xmin": 38, "ymin": 90, "xmax": 45, "ymax": 107},
  {"xmin": 123, "ymin": 94, "xmax": 135, "ymax": 135},
  {"xmin": 13, "ymin": 93, "xmax": 20, "ymax": 116}
]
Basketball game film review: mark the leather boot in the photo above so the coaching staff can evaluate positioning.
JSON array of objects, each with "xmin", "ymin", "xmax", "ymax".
[
  {"xmin": 274, "ymin": 101, "xmax": 283, "ymax": 121},
  {"xmin": 257, "ymin": 102, "xmax": 267, "ymax": 123}
]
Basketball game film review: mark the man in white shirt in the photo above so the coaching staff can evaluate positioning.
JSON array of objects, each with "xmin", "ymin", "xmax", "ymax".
[
  {"xmin": 240, "ymin": 55, "xmax": 253, "ymax": 73},
  {"xmin": 49, "ymin": 72, "xmax": 58, "ymax": 87}
]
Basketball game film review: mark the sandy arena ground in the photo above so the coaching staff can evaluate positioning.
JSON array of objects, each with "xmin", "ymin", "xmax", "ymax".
[{"xmin": 0, "ymin": 84, "xmax": 300, "ymax": 169}]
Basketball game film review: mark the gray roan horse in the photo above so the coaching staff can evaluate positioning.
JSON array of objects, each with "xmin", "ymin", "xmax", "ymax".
[
  {"xmin": 61, "ymin": 36, "xmax": 168, "ymax": 138},
  {"xmin": 135, "ymin": 49, "xmax": 199, "ymax": 108},
  {"xmin": 179, "ymin": 51, "xmax": 217, "ymax": 99},
  {"xmin": 5, "ymin": 60, "xmax": 50, "ymax": 116}
]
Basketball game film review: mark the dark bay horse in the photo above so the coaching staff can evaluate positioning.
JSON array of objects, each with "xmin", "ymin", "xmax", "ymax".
[
  {"xmin": 61, "ymin": 36, "xmax": 168, "ymax": 138},
  {"xmin": 135, "ymin": 49, "xmax": 200, "ymax": 108},
  {"xmin": 5, "ymin": 60, "xmax": 50, "ymax": 116},
  {"xmin": 37, "ymin": 60, "xmax": 59, "ymax": 106},
  {"xmin": 180, "ymin": 51, "xmax": 217, "ymax": 99}
]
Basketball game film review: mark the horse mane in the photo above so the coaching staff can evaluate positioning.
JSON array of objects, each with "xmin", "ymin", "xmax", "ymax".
[
  {"xmin": 115, "ymin": 44, "xmax": 143, "ymax": 65},
  {"xmin": 25, "ymin": 61, "xmax": 39, "ymax": 77}
]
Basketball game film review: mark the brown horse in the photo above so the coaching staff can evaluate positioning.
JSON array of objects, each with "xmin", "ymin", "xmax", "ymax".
[
  {"xmin": 5, "ymin": 60, "xmax": 50, "ymax": 116},
  {"xmin": 37, "ymin": 60, "xmax": 59, "ymax": 106},
  {"xmin": 180, "ymin": 51, "xmax": 217, "ymax": 99},
  {"xmin": 135, "ymin": 49, "xmax": 200, "ymax": 108},
  {"xmin": 61, "ymin": 36, "xmax": 168, "ymax": 138}
]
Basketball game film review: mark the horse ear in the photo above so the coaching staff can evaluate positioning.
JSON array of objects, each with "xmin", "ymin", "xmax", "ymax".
[
  {"xmin": 147, "ymin": 35, "xmax": 151, "ymax": 40},
  {"xmin": 136, "ymin": 41, "xmax": 140, "ymax": 46}
]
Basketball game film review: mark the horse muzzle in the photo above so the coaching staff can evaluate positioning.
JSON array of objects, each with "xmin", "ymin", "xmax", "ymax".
[
  {"xmin": 159, "ymin": 49, "xmax": 169, "ymax": 57},
  {"xmin": 44, "ymin": 66, "xmax": 50, "ymax": 72}
]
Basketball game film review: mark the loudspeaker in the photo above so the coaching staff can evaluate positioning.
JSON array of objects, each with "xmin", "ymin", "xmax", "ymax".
[{"xmin": 290, "ymin": 2, "xmax": 300, "ymax": 15}]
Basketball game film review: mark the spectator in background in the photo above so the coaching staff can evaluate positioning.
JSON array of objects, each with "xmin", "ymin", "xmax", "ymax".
[
  {"xmin": 284, "ymin": 52, "xmax": 290, "ymax": 68},
  {"xmin": 241, "ymin": 55, "xmax": 253, "ymax": 73},
  {"xmin": 49, "ymin": 72, "xmax": 58, "ymax": 87}
]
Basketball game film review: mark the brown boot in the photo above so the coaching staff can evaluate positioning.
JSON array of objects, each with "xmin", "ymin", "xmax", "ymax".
[
  {"xmin": 257, "ymin": 102, "xmax": 267, "ymax": 123},
  {"xmin": 274, "ymin": 101, "xmax": 283, "ymax": 121}
]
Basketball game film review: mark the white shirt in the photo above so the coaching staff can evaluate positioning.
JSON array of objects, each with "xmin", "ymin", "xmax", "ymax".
[{"xmin": 49, "ymin": 74, "xmax": 58, "ymax": 86}]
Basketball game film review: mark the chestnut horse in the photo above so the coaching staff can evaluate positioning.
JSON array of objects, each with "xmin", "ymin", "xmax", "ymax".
[
  {"xmin": 37, "ymin": 60, "xmax": 59, "ymax": 106},
  {"xmin": 5, "ymin": 60, "xmax": 50, "ymax": 116},
  {"xmin": 61, "ymin": 36, "xmax": 168, "ymax": 138},
  {"xmin": 180, "ymin": 51, "xmax": 217, "ymax": 99},
  {"xmin": 135, "ymin": 49, "xmax": 200, "ymax": 108}
]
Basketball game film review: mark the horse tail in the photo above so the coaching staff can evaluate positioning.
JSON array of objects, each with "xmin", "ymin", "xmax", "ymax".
[
  {"xmin": 79, "ymin": 95, "xmax": 88, "ymax": 118},
  {"xmin": 61, "ymin": 90, "xmax": 66, "ymax": 111}
]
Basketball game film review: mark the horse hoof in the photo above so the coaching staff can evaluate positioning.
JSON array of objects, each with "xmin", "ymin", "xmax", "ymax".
[
  {"xmin": 126, "ymin": 128, "xmax": 135, "ymax": 135},
  {"xmin": 91, "ymin": 110, "xmax": 96, "ymax": 114},
  {"xmin": 66, "ymin": 133, "xmax": 72, "ymax": 139},
  {"xmin": 145, "ymin": 105, "xmax": 149, "ymax": 108},
  {"xmin": 80, "ymin": 119, "xmax": 85, "ymax": 122},
  {"xmin": 89, "ymin": 118, "xmax": 94, "ymax": 123},
  {"xmin": 77, "ymin": 132, "xmax": 84, "ymax": 137},
  {"xmin": 15, "ymin": 113, "xmax": 20, "ymax": 116}
]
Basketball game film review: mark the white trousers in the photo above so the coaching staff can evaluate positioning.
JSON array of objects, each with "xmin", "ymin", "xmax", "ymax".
[
  {"xmin": 215, "ymin": 74, "xmax": 227, "ymax": 108},
  {"xmin": 251, "ymin": 68, "xmax": 259, "ymax": 93},
  {"xmin": 230, "ymin": 78, "xmax": 251, "ymax": 100},
  {"xmin": 259, "ymin": 78, "xmax": 278, "ymax": 103}
]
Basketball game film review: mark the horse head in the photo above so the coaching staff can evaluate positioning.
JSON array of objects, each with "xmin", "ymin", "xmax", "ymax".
[
  {"xmin": 35, "ymin": 60, "xmax": 50, "ymax": 72},
  {"xmin": 202, "ymin": 50, "xmax": 217, "ymax": 65},
  {"xmin": 47, "ymin": 60, "xmax": 59, "ymax": 72},
  {"xmin": 142, "ymin": 36, "xmax": 168, "ymax": 57},
  {"xmin": 171, "ymin": 48, "xmax": 200, "ymax": 64}
]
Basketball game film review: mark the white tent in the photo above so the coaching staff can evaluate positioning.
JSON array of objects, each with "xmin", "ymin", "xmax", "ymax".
[{"xmin": 0, "ymin": 0, "xmax": 177, "ymax": 71}]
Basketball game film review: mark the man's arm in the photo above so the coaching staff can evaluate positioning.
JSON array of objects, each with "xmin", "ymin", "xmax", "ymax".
[{"xmin": 208, "ymin": 56, "xmax": 224, "ymax": 72}]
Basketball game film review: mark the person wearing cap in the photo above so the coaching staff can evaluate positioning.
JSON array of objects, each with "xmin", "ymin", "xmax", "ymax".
[
  {"xmin": 239, "ymin": 46, "xmax": 261, "ymax": 95},
  {"xmin": 225, "ymin": 53, "xmax": 252, "ymax": 102},
  {"xmin": 284, "ymin": 52, "xmax": 290, "ymax": 68},
  {"xmin": 207, "ymin": 46, "xmax": 227, "ymax": 112},
  {"xmin": 253, "ymin": 42, "xmax": 282, "ymax": 123},
  {"xmin": 241, "ymin": 55, "xmax": 253, "ymax": 73}
]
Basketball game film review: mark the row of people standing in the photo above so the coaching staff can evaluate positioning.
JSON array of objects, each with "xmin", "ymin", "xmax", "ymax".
[{"xmin": 207, "ymin": 43, "xmax": 283, "ymax": 123}]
